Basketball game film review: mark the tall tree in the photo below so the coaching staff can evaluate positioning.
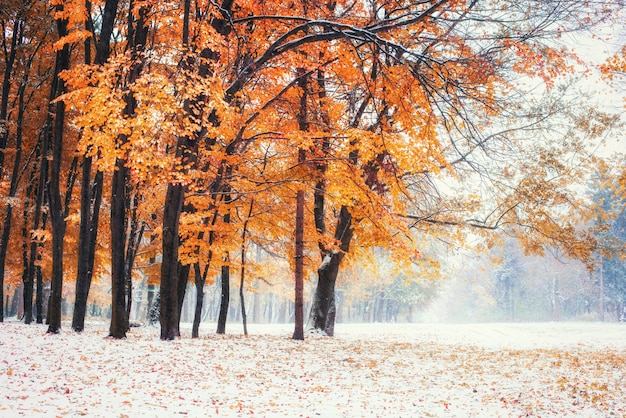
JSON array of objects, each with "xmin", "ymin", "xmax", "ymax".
[
  {"xmin": 160, "ymin": 0, "xmax": 234, "ymax": 340},
  {"xmin": 293, "ymin": 68, "xmax": 310, "ymax": 341},
  {"xmin": 109, "ymin": 1, "xmax": 150, "ymax": 339},
  {"xmin": 60, "ymin": 0, "xmax": 620, "ymax": 339},
  {"xmin": 72, "ymin": 0, "xmax": 114, "ymax": 332},
  {"xmin": 0, "ymin": 0, "xmax": 51, "ymax": 323},
  {"xmin": 47, "ymin": 2, "xmax": 73, "ymax": 334}
]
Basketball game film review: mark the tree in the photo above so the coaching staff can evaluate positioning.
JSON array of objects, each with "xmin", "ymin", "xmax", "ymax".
[
  {"xmin": 71, "ymin": 0, "xmax": 116, "ymax": 333},
  {"xmin": 0, "ymin": 0, "xmax": 53, "ymax": 324},
  {"xmin": 47, "ymin": 1, "xmax": 74, "ymax": 334},
  {"xmin": 59, "ymin": 0, "xmax": 621, "ymax": 340},
  {"xmin": 590, "ymin": 162, "xmax": 626, "ymax": 319}
]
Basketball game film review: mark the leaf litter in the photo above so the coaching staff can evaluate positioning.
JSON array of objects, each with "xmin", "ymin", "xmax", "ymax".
[{"xmin": 0, "ymin": 321, "xmax": 625, "ymax": 417}]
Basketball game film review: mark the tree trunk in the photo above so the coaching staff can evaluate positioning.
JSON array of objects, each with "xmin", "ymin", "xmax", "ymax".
[
  {"xmin": 109, "ymin": 1, "xmax": 148, "ymax": 339},
  {"xmin": 240, "ymin": 201, "xmax": 253, "ymax": 336},
  {"xmin": 176, "ymin": 262, "xmax": 190, "ymax": 322},
  {"xmin": 307, "ymin": 206, "xmax": 353, "ymax": 336},
  {"xmin": 160, "ymin": 0, "xmax": 234, "ymax": 339},
  {"xmin": 47, "ymin": 10, "xmax": 72, "ymax": 334},
  {"xmin": 35, "ymin": 258, "xmax": 44, "ymax": 323},
  {"xmin": 124, "ymin": 195, "xmax": 145, "ymax": 325},
  {"xmin": 191, "ymin": 263, "xmax": 205, "ymax": 338},
  {"xmin": 0, "ymin": 19, "xmax": 17, "ymax": 321},
  {"xmin": 0, "ymin": 6, "xmax": 20, "ymax": 172},
  {"xmin": 109, "ymin": 156, "xmax": 128, "ymax": 338},
  {"xmin": 293, "ymin": 188, "xmax": 305, "ymax": 340},
  {"xmin": 216, "ymin": 196, "xmax": 231, "ymax": 334},
  {"xmin": 216, "ymin": 264, "xmax": 230, "ymax": 334},
  {"xmin": 72, "ymin": 0, "xmax": 115, "ymax": 334},
  {"xmin": 21, "ymin": 183, "xmax": 33, "ymax": 324},
  {"xmin": 0, "ymin": 46, "xmax": 29, "ymax": 323},
  {"xmin": 72, "ymin": 162, "xmax": 102, "ymax": 331},
  {"xmin": 160, "ymin": 183, "xmax": 185, "ymax": 339}
]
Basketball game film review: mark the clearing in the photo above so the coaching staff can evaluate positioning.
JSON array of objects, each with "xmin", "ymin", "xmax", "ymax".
[{"xmin": 1, "ymin": 321, "xmax": 625, "ymax": 417}]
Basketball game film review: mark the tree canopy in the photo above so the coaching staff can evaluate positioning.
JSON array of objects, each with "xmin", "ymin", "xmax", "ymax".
[{"xmin": 0, "ymin": 0, "xmax": 624, "ymax": 337}]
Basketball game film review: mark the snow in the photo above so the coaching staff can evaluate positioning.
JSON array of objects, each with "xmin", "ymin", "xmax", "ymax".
[{"xmin": 1, "ymin": 321, "xmax": 625, "ymax": 417}]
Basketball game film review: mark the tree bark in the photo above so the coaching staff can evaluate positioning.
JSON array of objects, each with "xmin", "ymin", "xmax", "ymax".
[
  {"xmin": 216, "ymin": 193, "xmax": 232, "ymax": 335},
  {"xmin": 109, "ymin": 156, "xmax": 129, "ymax": 338},
  {"xmin": 176, "ymin": 262, "xmax": 190, "ymax": 323},
  {"xmin": 240, "ymin": 200, "xmax": 254, "ymax": 336},
  {"xmin": 191, "ymin": 263, "xmax": 205, "ymax": 338},
  {"xmin": 72, "ymin": 165, "xmax": 102, "ymax": 331},
  {"xmin": 292, "ymin": 68, "xmax": 310, "ymax": 341},
  {"xmin": 47, "ymin": 9, "xmax": 72, "ymax": 334},
  {"xmin": 160, "ymin": 182, "xmax": 185, "ymax": 339},
  {"xmin": 307, "ymin": 206, "xmax": 353, "ymax": 336},
  {"xmin": 0, "ymin": 61, "xmax": 28, "ymax": 322},
  {"xmin": 21, "ymin": 182, "xmax": 34, "ymax": 324},
  {"xmin": 124, "ymin": 194, "xmax": 144, "ymax": 325},
  {"xmin": 110, "ymin": 1, "xmax": 148, "ymax": 338},
  {"xmin": 159, "ymin": 0, "xmax": 233, "ymax": 340},
  {"xmin": 72, "ymin": 0, "xmax": 106, "ymax": 331},
  {"xmin": 293, "ymin": 188, "xmax": 305, "ymax": 340},
  {"xmin": 0, "ymin": 9, "xmax": 22, "ymax": 323},
  {"xmin": 216, "ymin": 264, "xmax": 230, "ymax": 334}
]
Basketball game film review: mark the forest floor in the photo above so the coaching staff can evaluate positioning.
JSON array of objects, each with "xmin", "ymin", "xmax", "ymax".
[{"xmin": 1, "ymin": 320, "xmax": 625, "ymax": 417}]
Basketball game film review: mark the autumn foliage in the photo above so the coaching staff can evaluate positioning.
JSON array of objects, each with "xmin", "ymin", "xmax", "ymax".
[{"xmin": 0, "ymin": 0, "xmax": 623, "ymax": 336}]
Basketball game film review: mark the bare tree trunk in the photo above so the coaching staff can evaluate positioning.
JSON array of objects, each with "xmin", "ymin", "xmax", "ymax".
[
  {"xmin": 72, "ymin": 166, "xmax": 102, "ymax": 331},
  {"xmin": 293, "ymin": 187, "xmax": 305, "ymax": 340},
  {"xmin": 110, "ymin": 155, "xmax": 129, "ymax": 338},
  {"xmin": 307, "ymin": 206, "xmax": 353, "ymax": 336},
  {"xmin": 216, "ymin": 264, "xmax": 230, "ymax": 334},
  {"xmin": 72, "ymin": 0, "xmax": 104, "ymax": 332},
  {"xmin": 191, "ymin": 264, "xmax": 205, "ymax": 338},
  {"xmin": 47, "ymin": 9, "xmax": 72, "ymax": 334},
  {"xmin": 240, "ymin": 201, "xmax": 253, "ymax": 336}
]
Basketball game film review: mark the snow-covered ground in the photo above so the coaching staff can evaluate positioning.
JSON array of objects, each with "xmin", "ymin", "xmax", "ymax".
[{"xmin": 1, "ymin": 320, "xmax": 625, "ymax": 417}]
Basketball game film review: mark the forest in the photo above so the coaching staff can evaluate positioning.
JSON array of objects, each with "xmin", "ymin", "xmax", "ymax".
[{"xmin": 0, "ymin": 0, "xmax": 625, "ymax": 341}]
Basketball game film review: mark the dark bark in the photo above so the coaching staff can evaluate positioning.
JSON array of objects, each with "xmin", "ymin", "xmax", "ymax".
[
  {"xmin": 72, "ymin": 0, "xmax": 105, "ymax": 332},
  {"xmin": 0, "ymin": 63, "xmax": 28, "ymax": 323},
  {"xmin": 124, "ymin": 194, "xmax": 145, "ymax": 325},
  {"xmin": 32, "ymin": 150, "xmax": 48, "ymax": 325},
  {"xmin": 216, "ymin": 264, "xmax": 230, "ymax": 334},
  {"xmin": 47, "ymin": 10, "xmax": 72, "ymax": 334},
  {"xmin": 216, "ymin": 200, "xmax": 231, "ymax": 334},
  {"xmin": 159, "ymin": 36, "xmax": 205, "ymax": 340},
  {"xmin": 109, "ymin": 155, "xmax": 128, "ymax": 336},
  {"xmin": 239, "ymin": 201, "xmax": 253, "ymax": 336},
  {"xmin": 306, "ymin": 63, "xmax": 373, "ymax": 335},
  {"xmin": 293, "ymin": 188, "xmax": 305, "ymax": 340},
  {"xmin": 0, "ymin": 11, "xmax": 20, "ymax": 171},
  {"xmin": 35, "ymin": 258, "xmax": 44, "ymax": 323},
  {"xmin": 191, "ymin": 209, "xmax": 217, "ymax": 338},
  {"xmin": 160, "ymin": 0, "xmax": 233, "ymax": 340},
  {"xmin": 72, "ymin": 166, "xmax": 102, "ymax": 331},
  {"xmin": 176, "ymin": 262, "xmax": 190, "ymax": 322},
  {"xmin": 160, "ymin": 183, "xmax": 185, "ymax": 339},
  {"xmin": 0, "ymin": 10, "xmax": 22, "ymax": 323},
  {"xmin": 146, "ymin": 284, "xmax": 157, "ymax": 325},
  {"xmin": 110, "ymin": 2, "xmax": 148, "ymax": 339},
  {"xmin": 21, "ymin": 181, "xmax": 34, "ymax": 324},
  {"xmin": 191, "ymin": 263, "xmax": 205, "ymax": 338},
  {"xmin": 292, "ymin": 68, "xmax": 310, "ymax": 341},
  {"xmin": 95, "ymin": 0, "xmax": 119, "ymax": 66},
  {"xmin": 307, "ymin": 206, "xmax": 353, "ymax": 336}
]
